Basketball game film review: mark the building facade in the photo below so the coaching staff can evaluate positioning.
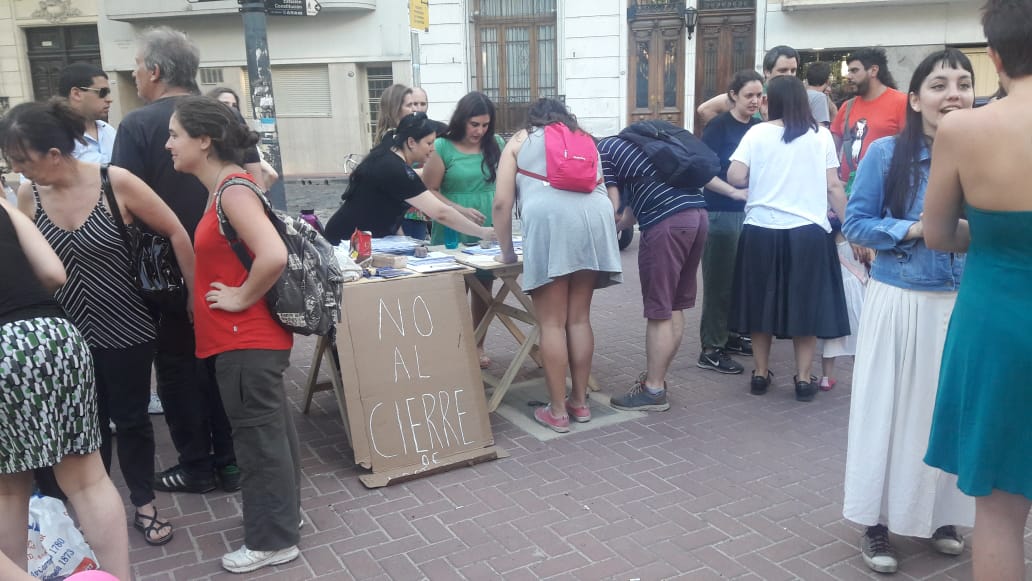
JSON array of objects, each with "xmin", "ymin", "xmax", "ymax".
[
  {"xmin": 0, "ymin": 0, "xmax": 997, "ymax": 176},
  {"xmin": 1, "ymin": 0, "xmax": 415, "ymax": 175},
  {"xmin": 418, "ymin": 0, "xmax": 992, "ymax": 138}
]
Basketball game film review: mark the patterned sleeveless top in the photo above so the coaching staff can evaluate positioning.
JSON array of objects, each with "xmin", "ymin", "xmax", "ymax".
[{"xmin": 33, "ymin": 185, "xmax": 157, "ymax": 349}]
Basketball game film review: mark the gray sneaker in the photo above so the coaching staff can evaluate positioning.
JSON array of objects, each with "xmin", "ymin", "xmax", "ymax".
[
  {"xmin": 931, "ymin": 525, "xmax": 964, "ymax": 555},
  {"xmin": 860, "ymin": 524, "xmax": 898, "ymax": 574},
  {"xmin": 610, "ymin": 373, "xmax": 670, "ymax": 412}
]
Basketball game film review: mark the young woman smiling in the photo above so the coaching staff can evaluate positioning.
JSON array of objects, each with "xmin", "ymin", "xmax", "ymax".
[{"xmin": 842, "ymin": 49, "xmax": 977, "ymax": 574}]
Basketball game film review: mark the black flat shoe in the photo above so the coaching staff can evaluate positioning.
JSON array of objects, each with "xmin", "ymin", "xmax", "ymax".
[
  {"xmin": 794, "ymin": 375, "xmax": 818, "ymax": 402},
  {"xmin": 750, "ymin": 370, "xmax": 773, "ymax": 395}
]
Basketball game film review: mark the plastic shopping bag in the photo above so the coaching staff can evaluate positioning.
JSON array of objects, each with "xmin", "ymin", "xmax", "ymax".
[{"xmin": 27, "ymin": 494, "xmax": 98, "ymax": 580}]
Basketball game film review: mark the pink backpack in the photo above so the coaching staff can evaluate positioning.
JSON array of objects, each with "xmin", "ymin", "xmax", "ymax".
[{"xmin": 518, "ymin": 123, "xmax": 602, "ymax": 193}]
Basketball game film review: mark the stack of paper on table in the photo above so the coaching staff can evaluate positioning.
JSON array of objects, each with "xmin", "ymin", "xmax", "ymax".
[{"xmin": 406, "ymin": 252, "xmax": 466, "ymax": 273}]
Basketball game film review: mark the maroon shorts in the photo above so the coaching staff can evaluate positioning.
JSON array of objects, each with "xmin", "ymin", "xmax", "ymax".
[{"xmin": 638, "ymin": 208, "xmax": 708, "ymax": 320}]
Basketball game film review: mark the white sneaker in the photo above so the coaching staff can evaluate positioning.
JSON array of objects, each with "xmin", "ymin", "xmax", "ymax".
[
  {"xmin": 222, "ymin": 545, "xmax": 300, "ymax": 574},
  {"xmin": 148, "ymin": 393, "xmax": 164, "ymax": 415}
]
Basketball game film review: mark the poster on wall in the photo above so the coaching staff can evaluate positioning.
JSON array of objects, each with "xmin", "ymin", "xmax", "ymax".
[{"xmin": 336, "ymin": 272, "xmax": 505, "ymax": 488}]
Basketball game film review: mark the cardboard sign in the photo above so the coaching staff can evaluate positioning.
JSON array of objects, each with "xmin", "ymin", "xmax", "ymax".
[{"xmin": 336, "ymin": 272, "xmax": 503, "ymax": 487}]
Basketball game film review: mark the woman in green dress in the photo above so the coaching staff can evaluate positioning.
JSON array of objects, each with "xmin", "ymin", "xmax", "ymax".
[{"xmin": 422, "ymin": 92, "xmax": 505, "ymax": 368}]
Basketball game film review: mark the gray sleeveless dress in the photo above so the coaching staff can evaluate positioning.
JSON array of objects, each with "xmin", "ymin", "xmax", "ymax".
[{"xmin": 516, "ymin": 128, "xmax": 623, "ymax": 293}]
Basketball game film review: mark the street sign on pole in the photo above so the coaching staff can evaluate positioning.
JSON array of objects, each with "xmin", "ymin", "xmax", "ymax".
[
  {"xmin": 266, "ymin": 0, "xmax": 320, "ymax": 16},
  {"xmin": 408, "ymin": 0, "xmax": 428, "ymax": 31}
]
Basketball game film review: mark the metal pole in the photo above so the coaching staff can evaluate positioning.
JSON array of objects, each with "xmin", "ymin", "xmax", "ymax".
[{"xmin": 239, "ymin": 0, "xmax": 287, "ymax": 210}]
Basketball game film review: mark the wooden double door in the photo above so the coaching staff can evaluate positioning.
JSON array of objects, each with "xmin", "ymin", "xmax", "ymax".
[
  {"xmin": 693, "ymin": 9, "xmax": 755, "ymax": 131},
  {"xmin": 26, "ymin": 26, "xmax": 101, "ymax": 101},
  {"xmin": 627, "ymin": 12, "xmax": 686, "ymax": 127},
  {"xmin": 627, "ymin": 2, "xmax": 755, "ymax": 131}
]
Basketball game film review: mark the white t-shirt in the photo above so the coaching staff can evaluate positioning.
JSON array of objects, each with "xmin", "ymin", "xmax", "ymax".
[{"xmin": 730, "ymin": 123, "xmax": 839, "ymax": 231}]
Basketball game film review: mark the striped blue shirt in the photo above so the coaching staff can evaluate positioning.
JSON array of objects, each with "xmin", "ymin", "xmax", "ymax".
[{"xmin": 598, "ymin": 136, "xmax": 706, "ymax": 230}]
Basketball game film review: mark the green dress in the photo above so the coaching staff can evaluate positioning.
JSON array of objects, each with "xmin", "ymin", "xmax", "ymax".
[
  {"xmin": 925, "ymin": 206, "xmax": 1032, "ymax": 500},
  {"xmin": 429, "ymin": 135, "xmax": 505, "ymax": 246}
]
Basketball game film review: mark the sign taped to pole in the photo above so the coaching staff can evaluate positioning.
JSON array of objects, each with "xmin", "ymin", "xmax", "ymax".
[
  {"xmin": 266, "ymin": 0, "xmax": 320, "ymax": 16},
  {"xmin": 409, "ymin": 0, "xmax": 429, "ymax": 31}
]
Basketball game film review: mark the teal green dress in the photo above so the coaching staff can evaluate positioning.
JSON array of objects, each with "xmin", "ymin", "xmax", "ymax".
[
  {"xmin": 925, "ymin": 206, "xmax": 1032, "ymax": 500},
  {"xmin": 429, "ymin": 135, "xmax": 505, "ymax": 246}
]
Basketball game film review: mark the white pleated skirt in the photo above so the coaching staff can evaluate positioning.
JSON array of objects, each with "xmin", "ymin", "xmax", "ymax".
[
  {"xmin": 842, "ymin": 279, "xmax": 974, "ymax": 537},
  {"xmin": 821, "ymin": 241, "xmax": 868, "ymax": 358}
]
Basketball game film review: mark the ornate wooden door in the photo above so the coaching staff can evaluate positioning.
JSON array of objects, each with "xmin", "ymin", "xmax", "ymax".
[
  {"xmin": 627, "ymin": 5, "xmax": 686, "ymax": 126},
  {"xmin": 693, "ymin": 7, "xmax": 755, "ymax": 132},
  {"xmin": 25, "ymin": 26, "xmax": 101, "ymax": 100}
]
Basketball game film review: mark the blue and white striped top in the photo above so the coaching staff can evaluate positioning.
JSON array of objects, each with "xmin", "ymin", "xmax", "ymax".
[{"xmin": 598, "ymin": 136, "xmax": 706, "ymax": 230}]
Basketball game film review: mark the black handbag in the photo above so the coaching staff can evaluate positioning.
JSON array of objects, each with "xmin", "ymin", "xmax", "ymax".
[{"xmin": 100, "ymin": 166, "xmax": 187, "ymax": 311}]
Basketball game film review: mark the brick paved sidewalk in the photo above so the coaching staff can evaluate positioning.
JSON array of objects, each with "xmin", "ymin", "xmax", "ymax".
[{"xmin": 122, "ymin": 238, "xmax": 1032, "ymax": 580}]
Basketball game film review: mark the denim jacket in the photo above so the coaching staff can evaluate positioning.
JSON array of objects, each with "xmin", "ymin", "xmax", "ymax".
[{"xmin": 842, "ymin": 136, "xmax": 964, "ymax": 291}]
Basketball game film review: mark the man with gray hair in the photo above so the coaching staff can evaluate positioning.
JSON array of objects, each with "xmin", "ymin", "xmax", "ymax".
[{"xmin": 111, "ymin": 26, "xmax": 243, "ymax": 507}]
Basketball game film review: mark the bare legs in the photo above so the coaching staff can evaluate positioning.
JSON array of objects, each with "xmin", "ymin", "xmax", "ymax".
[
  {"xmin": 750, "ymin": 332, "xmax": 817, "ymax": 380},
  {"xmin": 531, "ymin": 270, "xmax": 598, "ymax": 417},
  {"xmin": 645, "ymin": 311, "xmax": 685, "ymax": 389},
  {"xmin": 0, "ymin": 451, "xmax": 129, "ymax": 581},
  {"xmin": 750, "ymin": 332, "xmax": 773, "ymax": 376},
  {"xmin": 0, "ymin": 471, "xmax": 32, "ymax": 571},
  {"xmin": 792, "ymin": 336, "xmax": 817, "ymax": 381},
  {"xmin": 973, "ymin": 489, "xmax": 1031, "ymax": 581}
]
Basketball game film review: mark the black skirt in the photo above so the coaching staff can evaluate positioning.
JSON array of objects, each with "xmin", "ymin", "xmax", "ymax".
[{"xmin": 729, "ymin": 223, "xmax": 850, "ymax": 339}]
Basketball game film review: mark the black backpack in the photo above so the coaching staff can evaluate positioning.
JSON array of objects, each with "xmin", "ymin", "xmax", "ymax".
[
  {"xmin": 618, "ymin": 120, "xmax": 720, "ymax": 189},
  {"xmin": 216, "ymin": 177, "xmax": 343, "ymax": 336}
]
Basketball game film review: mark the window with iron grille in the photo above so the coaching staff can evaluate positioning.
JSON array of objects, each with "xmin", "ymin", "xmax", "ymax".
[
  {"xmin": 473, "ymin": 0, "xmax": 558, "ymax": 134},
  {"xmin": 200, "ymin": 68, "xmax": 224, "ymax": 85},
  {"xmin": 366, "ymin": 65, "xmax": 394, "ymax": 145}
]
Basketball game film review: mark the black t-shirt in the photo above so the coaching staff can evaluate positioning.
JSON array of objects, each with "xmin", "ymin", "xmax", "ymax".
[
  {"xmin": 111, "ymin": 96, "xmax": 260, "ymax": 238},
  {"xmin": 0, "ymin": 206, "xmax": 63, "ymax": 325},
  {"xmin": 324, "ymin": 152, "xmax": 426, "ymax": 244},
  {"xmin": 701, "ymin": 111, "xmax": 759, "ymax": 212}
]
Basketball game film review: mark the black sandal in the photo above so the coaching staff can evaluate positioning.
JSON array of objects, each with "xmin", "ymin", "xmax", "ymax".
[{"xmin": 134, "ymin": 509, "xmax": 174, "ymax": 546}]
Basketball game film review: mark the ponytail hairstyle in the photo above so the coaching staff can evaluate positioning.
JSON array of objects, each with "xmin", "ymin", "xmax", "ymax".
[
  {"xmin": 526, "ymin": 98, "xmax": 583, "ymax": 135},
  {"xmin": 882, "ymin": 49, "xmax": 974, "ymax": 218},
  {"xmin": 344, "ymin": 111, "xmax": 437, "ymax": 200},
  {"xmin": 0, "ymin": 98, "xmax": 86, "ymax": 163},
  {"xmin": 766, "ymin": 75, "xmax": 817, "ymax": 143},
  {"xmin": 445, "ymin": 91, "xmax": 501, "ymax": 183},
  {"xmin": 173, "ymin": 95, "xmax": 260, "ymax": 165}
]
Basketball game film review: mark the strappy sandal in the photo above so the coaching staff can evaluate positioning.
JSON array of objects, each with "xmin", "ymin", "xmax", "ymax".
[{"xmin": 134, "ymin": 509, "xmax": 174, "ymax": 546}]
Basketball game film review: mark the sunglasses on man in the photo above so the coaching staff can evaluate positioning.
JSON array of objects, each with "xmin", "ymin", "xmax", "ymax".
[{"xmin": 78, "ymin": 86, "xmax": 111, "ymax": 99}]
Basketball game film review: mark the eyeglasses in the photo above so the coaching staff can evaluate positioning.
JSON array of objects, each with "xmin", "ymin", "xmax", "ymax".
[{"xmin": 77, "ymin": 86, "xmax": 111, "ymax": 99}]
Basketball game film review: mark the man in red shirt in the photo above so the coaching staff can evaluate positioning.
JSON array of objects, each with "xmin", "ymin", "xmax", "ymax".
[{"xmin": 832, "ymin": 47, "xmax": 909, "ymax": 184}]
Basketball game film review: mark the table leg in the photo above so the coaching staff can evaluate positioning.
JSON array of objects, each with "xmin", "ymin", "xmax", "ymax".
[
  {"xmin": 486, "ymin": 325, "xmax": 540, "ymax": 412},
  {"xmin": 302, "ymin": 335, "xmax": 328, "ymax": 414}
]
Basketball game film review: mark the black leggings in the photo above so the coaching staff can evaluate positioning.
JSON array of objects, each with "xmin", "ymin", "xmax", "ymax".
[{"xmin": 94, "ymin": 342, "xmax": 158, "ymax": 507}]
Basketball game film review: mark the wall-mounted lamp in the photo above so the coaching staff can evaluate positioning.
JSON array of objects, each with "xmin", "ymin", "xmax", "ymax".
[{"xmin": 683, "ymin": 6, "xmax": 698, "ymax": 39}]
